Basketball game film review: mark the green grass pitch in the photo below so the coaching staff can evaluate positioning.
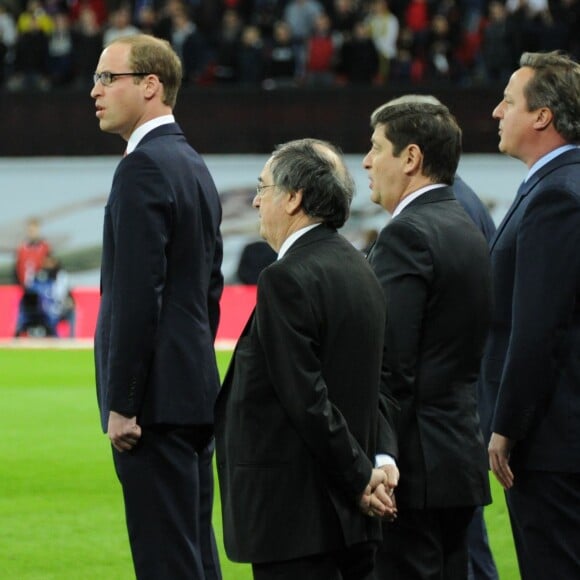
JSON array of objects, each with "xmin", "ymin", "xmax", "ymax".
[{"xmin": 0, "ymin": 348, "xmax": 519, "ymax": 579}]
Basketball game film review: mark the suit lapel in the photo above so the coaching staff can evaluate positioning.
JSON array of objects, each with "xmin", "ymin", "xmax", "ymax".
[
  {"xmin": 490, "ymin": 149, "xmax": 580, "ymax": 251},
  {"xmin": 489, "ymin": 180, "xmax": 531, "ymax": 251}
]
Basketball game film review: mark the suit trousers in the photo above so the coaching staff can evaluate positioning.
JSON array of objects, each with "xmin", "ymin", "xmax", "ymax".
[
  {"xmin": 467, "ymin": 506, "xmax": 499, "ymax": 580},
  {"xmin": 375, "ymin": 506, "xmax": 475, "ymax": 580},
  {"xmin": 506, "ymin": 470, "xmax": 580, "ymax": 580},
  {"xmin": 113, "ymin": 425, "xmax": 221, "ymax": 580},
  {"xmin": 252, "ymin": 541, "xmax": 378, "ymax": 580}
]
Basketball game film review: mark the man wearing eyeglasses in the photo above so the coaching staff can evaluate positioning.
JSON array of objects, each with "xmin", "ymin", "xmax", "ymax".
[
  {"xmin": 92, "ymin": 34, "xmax": 223, "ymax": 580},
  {"xmin": 215, "ymin": 138, "xmax": 396, "ymax": 580}
]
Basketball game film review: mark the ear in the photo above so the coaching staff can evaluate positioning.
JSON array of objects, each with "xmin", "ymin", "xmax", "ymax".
[
  {"xmin": 533, "ymin": 107, "xmax": 553, "ymax": 131},
  {"xmin": 285, "ymin": 189, "xmax": 303, "ymax": 215},
  {"xmin": 143, "ymin": 74, "xmax": 163, "ymax": 101},
  {"xmin": 403, "ymin": 144, "xmax": 423, "ymax": 175}
]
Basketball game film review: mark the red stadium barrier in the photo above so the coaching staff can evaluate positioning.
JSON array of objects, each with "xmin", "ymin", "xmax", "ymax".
[{"xmin": 0, "ymin": 285, "xmax": 256, "ymax": 345}]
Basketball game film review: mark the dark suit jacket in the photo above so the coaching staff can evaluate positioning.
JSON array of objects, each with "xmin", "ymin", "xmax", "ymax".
[
  {"xmin": 95, "ymin": 122, "xmax": 223, "ymax": 431},
  {"xmin": 479, "ymin": 148, "xmax": 580, "ymax": 472},
  {"xmin": 215, "ymin": 225, "xmax": 386, "ymax": 563},
  {"xmin": 454, "ymin": 175, "xmax": 496, "ymax": 243},
  {"xmin": 370, "ymin": 186, "xmax": 492, "ymax": 509}
]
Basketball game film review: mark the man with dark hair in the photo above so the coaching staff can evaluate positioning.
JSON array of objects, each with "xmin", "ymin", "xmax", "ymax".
[
  {"xmin": 215, "ymin": 138, "xmax": 394, "ymax": 580},
  {"xmin": 482, "ymin": 50, "xmax": 580, "ymax": 579},
  {"xmin": 364, "ymin": 101, "xmax": 493, "ymax": 579},
  {"xmin": 91, "ymin": 35, "xmax": 223, "ymax": 579},
  {"xmin": 387, "ymin": 93, "xmax": 498, "ymax": 580}
]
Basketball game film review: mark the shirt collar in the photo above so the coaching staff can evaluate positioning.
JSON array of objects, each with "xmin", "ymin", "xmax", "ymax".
[
  {"xmin": 392, "ymin": 183, "xmax": 446, "ymax": 217},
  {"xmin": 525, "ymin": 145, "xmax": 578, "ymax": 182},
  {"xmin": 278, "ymin": 223, "xmax": 321, "ymax": 260},
  {"xmin": 125, "ymin": 115, "xmax": 175, "ymax": 155}
]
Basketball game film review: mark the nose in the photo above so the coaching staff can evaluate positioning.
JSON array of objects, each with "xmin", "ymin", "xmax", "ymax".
[
  {"xmin": 492, "ymin": 102, "xmax": 503, "ymax": 119},
  {"xmin": 362, "ymin": 151, "xmax": 371, "ymax": 169},
  {"xmin": 90, "ymin": 83, "xmax": 101, "ymax": 98},
  {"xmin": 252, "ymin": 194, "xmax": 260, "ymax": 209}
]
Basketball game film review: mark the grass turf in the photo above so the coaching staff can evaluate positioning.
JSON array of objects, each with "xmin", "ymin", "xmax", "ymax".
[{"xmin": 0, "ymin": 348, "xmax": 518, "ymax": 579}]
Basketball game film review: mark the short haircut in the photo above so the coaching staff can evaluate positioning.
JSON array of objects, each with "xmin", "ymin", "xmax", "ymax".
[
  {"xmin": 111, "ymin": 34, "xmax": 183, "ymax": 108},
  {"xmin": 269, "ymin": 138, "xmax": 354, "ymax": 229},
  {"xmin": 519, "ymin": 51, "xmax": 580, "ymax": 143},
  {"xmin": 370, "ymin": 101, "xmax": 461, "ymax": 184}
]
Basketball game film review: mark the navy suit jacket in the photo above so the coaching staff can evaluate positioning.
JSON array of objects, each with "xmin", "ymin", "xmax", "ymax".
[
  {"xmin": 215, "ymin": 225, "xmax": 385, "ymax": 563},
  {"xmin": 370, "ymin": 187, "xmax": 492, "ymax": 509},
  {"xmin": 453, "ymin": 175, "xmax": 496, "ymax": 243},
  {"xmin": 95, "ymin": 122, "xmax": 223, "ymax": 431},
  {"xmin": 479, "ymin": 148, "xmax": 580, "ymax": 471}
]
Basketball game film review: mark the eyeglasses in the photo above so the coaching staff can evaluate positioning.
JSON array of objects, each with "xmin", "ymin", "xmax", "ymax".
[
  {"xmin": 93, "ymin": 71, "xmax": 154, "ymax": 87},
  {"xmin": 255, "ymin": 184, "xmax": 277, "ymax": 198}
]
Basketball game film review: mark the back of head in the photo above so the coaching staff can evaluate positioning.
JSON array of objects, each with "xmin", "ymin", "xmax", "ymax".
[
  {"xmin": 371, "ymin": 101, "xmax": 461, "ymax": 184},
  {"xmin": 519, "ymin": 51, "xmax": 580, "ymax": 144},
  {"xmin": 113, "ymin": 34, "xmax": 183, "ymax": 108},
  {"xmin": 270, "ymin": 138, "xmax": 354, "ymax": 229}
]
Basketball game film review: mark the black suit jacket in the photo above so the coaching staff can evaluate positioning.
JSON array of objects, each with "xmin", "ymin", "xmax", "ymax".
[
  {"xmin": 215, "ymin": 225, "xmax": 386, "ymax": 563},
  {"xmin": 95, "ymin": 123, "xmax": 223, "ymax": 431},
  {"xmin": 370, "ymin": 186, "xmax": 492, "ymax": 509},
  {"xmin": 479, "ymin": 148, "xmax": 580, "ymax": 472}
]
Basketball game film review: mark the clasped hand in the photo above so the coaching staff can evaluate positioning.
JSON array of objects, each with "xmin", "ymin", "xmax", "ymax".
[
  {"xmin": 107, "ymin": 410, "xmax": 142, "ymax": 452},
  {"xmin": 359, "ymin": 465, "xmax": 399, "ymax": 521}
]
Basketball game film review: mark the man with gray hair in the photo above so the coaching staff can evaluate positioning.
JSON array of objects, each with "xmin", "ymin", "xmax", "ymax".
[
  {"xmin": 215, "ymin": 138, "xmax": 394, "ymax": 580},
  {"xmin": 482, "ymin": 50, "xmax": 580, "ymax": 579}
]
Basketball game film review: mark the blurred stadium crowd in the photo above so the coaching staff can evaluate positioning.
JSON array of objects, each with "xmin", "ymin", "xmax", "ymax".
[{"xmin": 0, "ymin": 0, "xmax": 578, "ymax": 92}]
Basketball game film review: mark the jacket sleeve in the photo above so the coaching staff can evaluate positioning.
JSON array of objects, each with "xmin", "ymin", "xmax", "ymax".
[
  {"xmin": 106, "ymin": 152, "xmax": 171, "ymax": 417},
  {"xmin": 370, "ymin": 218, "xmax": 433, "ymax": 456}
]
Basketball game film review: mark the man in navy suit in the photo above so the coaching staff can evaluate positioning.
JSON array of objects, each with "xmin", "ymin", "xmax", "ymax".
[
  {"xmin": 481, "ymin": 51, "xmax": 580, "ymax": 579},
  {"xmin": 91, "ymin": 35, "xmax": 223, "ymax": 579}
]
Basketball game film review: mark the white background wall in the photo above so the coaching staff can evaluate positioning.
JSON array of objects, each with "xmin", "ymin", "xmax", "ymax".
[{"xmin": 0, "ymin": 154, "xmax": 526, "ymax": 286}]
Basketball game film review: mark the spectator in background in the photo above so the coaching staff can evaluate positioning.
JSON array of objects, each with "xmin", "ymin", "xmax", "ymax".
[
  {"xmin": 304, "ymin": 11, "xmax": 336, "ymax": 85},
  {"xmin": 212, "ymin": 8, "xmax": 243, "ymax": 83},
  {"xmin": 9, "ymin": 0, "xmax": 53, "ymax": 90},
  {"xmin": 71, "ymin": 5, "xmax": 103, "ymax": 88},
  {"xmin": 237, "ymin": 24, "xmax": 265, "ymax": 84},
  {"xmin": 252, "ymin": 0, "xmax": 283, "ymax": 39},
  {"xmin": 102, "ymin": 5, "xmax": 139, "ymax": 47},
  {"xmin": 68, "ymin": 0, "xmax": 107, "ymax": 28},
  {"xmin": 331, "ymin": 0, "xmax": 360, "ymax": 40},
  {"xmin": 0, "ymin": 1, "xmax": 17, "ymax": 86},
  {"xmin": 283, "ymin": 0, "xmax": 323, "ymax": 41},
  {"xmin": 263, "ymin": 19, "xmax": 297, "ymax": 88},
  {"xmin": 236, "ymin": 239, "xmax": 276, "ymax": 284},
  {"xmin": 169, "ymin": 4, "xmax": 208, "ymax": 85},
  {"xmin": 15, "ymin": 254, "xmax": 76, "ymax": 338},
  {"xmin": 48, "ymin": 11, "xmax": 74, "ymax": 86},
  {"xmin": 481, "ymin": 1, "xmax": 514, "ymax": 83},
  {"xmin": 367, "ymin": 0, "xmax": 399, "ymax": 83},
  {"xmin": 134, "ymin": 4, "xmax": 158, "ymax": 37},
  {"xmin": 14, "ymin": 217, "xmax": 52, "ymax": 287},
  {"xmin": 338, "ymin": 18, "xmax": 378, "ymax": 84},
  {"xmin": 283, "ymin": 0, "xmax": 323, "ymax": 76}
]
